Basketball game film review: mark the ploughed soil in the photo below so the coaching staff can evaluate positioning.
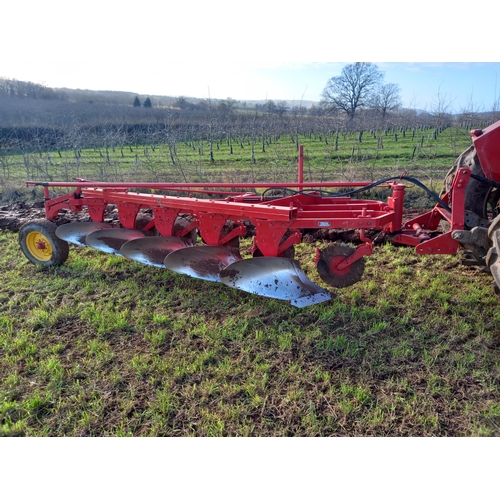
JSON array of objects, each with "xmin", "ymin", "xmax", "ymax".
[
  {"xmin": 0, "ymin": 201, "xmax": 76, "ymax": 231},
  {"xmin": 0, "ymin": 201, "xmax": 432, "ymax": 245},
  {"xmin": 0, "ymin": 201, "xmax": 118, "ymax": 232}
]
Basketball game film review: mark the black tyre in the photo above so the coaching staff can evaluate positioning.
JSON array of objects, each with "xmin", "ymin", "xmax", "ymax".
[
  {"xmin": 19, "ymin": 219, "xmax": 69, "ymax": 266},
  {"xmin": 316, "ymin": 244, "xmax": 365, "ymax": 288},
  {"xmin": 441, "ymin": 145, "xmax": 499, "ymax": 220}
]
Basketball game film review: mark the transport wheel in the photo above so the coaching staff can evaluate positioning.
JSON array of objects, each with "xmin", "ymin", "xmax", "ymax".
[
  {"xmin": 316, "ymin": 244, "xmax": 365, "ymax": 288},
  {"xmin": 19, "ymin": 219, "xmax": 69, "ymax": 266}
]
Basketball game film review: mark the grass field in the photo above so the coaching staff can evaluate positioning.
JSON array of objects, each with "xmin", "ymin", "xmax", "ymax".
[
  {"xmin": 0, "ymin": 126, "xmax": 473, "ymax": 193},
  {"xmin": 1, "ymin": 124, "xmax": 499, "ymax": 437},
  {"xmin": 1, "ymin": 230, "xmax": 499, "ymax": 437}
]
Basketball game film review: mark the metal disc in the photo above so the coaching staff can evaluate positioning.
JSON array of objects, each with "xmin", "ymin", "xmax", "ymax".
[
  {"xmin": 120, "ymin": 236, "xmax": 192, "ymax": 267},
  {"xmin": 55, "ymin": 222, "xmax": 113, "ymax": 246},
  {"xmin": 85, "ymin": 228, "xmax": 146, "ymax": 255},
  {"xmin": 164, "ymin": 246, "xmax": 241, "ymax": 282},
  {"xmin": 220, "ymin": 257, "xmax": 332, "ymax": 308}
]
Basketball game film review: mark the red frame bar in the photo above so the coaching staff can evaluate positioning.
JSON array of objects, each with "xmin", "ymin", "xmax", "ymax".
[
  {"xmin": 39, "ymin": 180, "xmax": 406, "ymax": 257},
  {"xmin": 34, "ymin": 166, "xmax": 473, "ymax": 259}
]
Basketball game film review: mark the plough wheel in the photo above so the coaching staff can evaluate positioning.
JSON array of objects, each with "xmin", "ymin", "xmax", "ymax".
[
  {"xmin": 316, "ymin": 244, "xmax": 365, "ymax": 288},
  {"xmin": 19, "ymin": 219, "xmax": 69, "ymax": 266}
]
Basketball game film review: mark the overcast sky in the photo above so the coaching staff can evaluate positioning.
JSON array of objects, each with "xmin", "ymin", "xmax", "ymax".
[{"xmin": 1, "ymin": 1, "xmax": 498, "ymax": 112}]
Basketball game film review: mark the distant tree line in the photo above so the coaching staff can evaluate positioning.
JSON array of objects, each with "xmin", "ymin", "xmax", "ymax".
[
  {"xmin": 0, "ymin": 78, "xmax": 65, "ymax": 100},
  {"xmin": 1, "ymin": 71, "xmax": 500, "ymax": 156}
]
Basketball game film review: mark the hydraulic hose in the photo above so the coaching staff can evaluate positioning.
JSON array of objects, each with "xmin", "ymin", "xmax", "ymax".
[{"xmin": 262, "ymin": 176, "xmax": 451, "ymax": 212}]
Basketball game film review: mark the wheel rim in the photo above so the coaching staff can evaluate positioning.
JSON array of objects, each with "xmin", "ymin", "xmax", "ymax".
[
  {"xmin": 317, "ymin": 244, "xmax": 365, "ymax": 288},
  {"xmin": 482, "ymin": 187, "xmax": 500, "ymax": 220},
  {"xmin": 26, "ymin": 231, "xmax": 53, "ymax": 261}
]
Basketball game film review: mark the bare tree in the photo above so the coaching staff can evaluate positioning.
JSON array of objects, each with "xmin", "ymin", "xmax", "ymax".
[
  {"xmin": 371, "ymin": 83, "xmax": 402, "ymax": 119},
  {"xmin": 275, "ymin": 100, "xmax": 290, "ymax": 118},
  {"xmin": 321, "ymin": 62, "xmax": 383, "ymax": 121},
  {"xmin": 264, "ymin": 99, "xmax": 277, "ymax": 115},
  {"xmin": 458, "ymin": 92, "xmax": 483, "ymax": 128},
  {"xmin": 429, "ymin": 85, "xmax": 455, "ymax": 128},
  {"xmin": 290, "ymin": 105, "xmax": 307, "ymax": 116},
  {"xmin": 491, "ymin": 73, "xmax": 500, "ymax": 123},
  {"xmin": 0, "ymin": 77, "xmax": 58, "ymax": 99},
  {"xmin": 491, "ymin": 95, "xmax": 500, "ymax": 123},
  {"xmin": 217, "ymin": 97, "xmax": 237, "ymax": 117},
  {"xmin": 173, "ymin": 96, "xmax": 189, "ymax": 110}
]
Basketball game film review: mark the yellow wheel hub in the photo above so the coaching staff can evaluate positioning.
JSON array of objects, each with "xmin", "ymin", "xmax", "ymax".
[{"xmin": 26, "ymin": 231, "xmax": 53, "ymax": 261}]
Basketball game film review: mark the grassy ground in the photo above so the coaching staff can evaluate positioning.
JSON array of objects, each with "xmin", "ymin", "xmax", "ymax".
[
  {"xmin": 1, "ymin": 229, "xmax": 499, "ymax": 436},
  {"xmin": 1, "ymin": 124, "xmax": 498, "ymax": 437},
  {"xmin": 0, "ymin": 126, "xmax": 473, "ymax": 191}
]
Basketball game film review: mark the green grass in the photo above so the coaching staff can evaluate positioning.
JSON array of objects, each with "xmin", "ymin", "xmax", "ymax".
[
  {"xmin": 0, "ymin": 126, "xmax": 473, "ymax": 191},
  {"xmin": 0, "ymin": 124, "xmax": 497, "ymax": 436},
  {"xmin": 1, "ymin": 229, "xmax": 499, "ymax": 436}
]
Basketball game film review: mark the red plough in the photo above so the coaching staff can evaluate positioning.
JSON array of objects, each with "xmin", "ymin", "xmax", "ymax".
[{"xmin": 18, "ymin": 121, "xmax": 500, "ymax": 307}]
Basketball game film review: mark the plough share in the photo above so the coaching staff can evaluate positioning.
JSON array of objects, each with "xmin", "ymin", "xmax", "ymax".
[{"xmin": 18, "ymin": 120, "xmax": 500, "ymax": 307}]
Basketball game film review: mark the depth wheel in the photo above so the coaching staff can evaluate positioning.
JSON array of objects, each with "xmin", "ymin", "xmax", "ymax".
[
  {"xmin": 316, "ymin": 244, "xmax": 365, "ymax": 288},
  {"xmin": 19, "ymin": 219, "xmax": 69, "ymax": 266}
]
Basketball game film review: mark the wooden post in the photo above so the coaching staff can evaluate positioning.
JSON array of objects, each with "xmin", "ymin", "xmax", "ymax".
[{"xmin": 298, "ymin": 145, "xmax": 304, "ymax": 185}]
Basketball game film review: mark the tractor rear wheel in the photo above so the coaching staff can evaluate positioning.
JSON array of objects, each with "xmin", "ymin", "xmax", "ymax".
[
  {"xmin": 441, "ymin": 145, "xmax": 500, "ymax": 221},
  {"xmin": 441, "ymin": 145, "xmax": 500, "ymax": 267},
  {"xmin": 19, "ymin": 219, "xmax": 69, "ymax": 266}
]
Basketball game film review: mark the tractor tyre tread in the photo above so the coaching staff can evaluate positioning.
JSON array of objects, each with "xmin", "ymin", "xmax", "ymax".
[{"xmin": 441, "ymin": 145, "xmax": 491, "ymax": 219}]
